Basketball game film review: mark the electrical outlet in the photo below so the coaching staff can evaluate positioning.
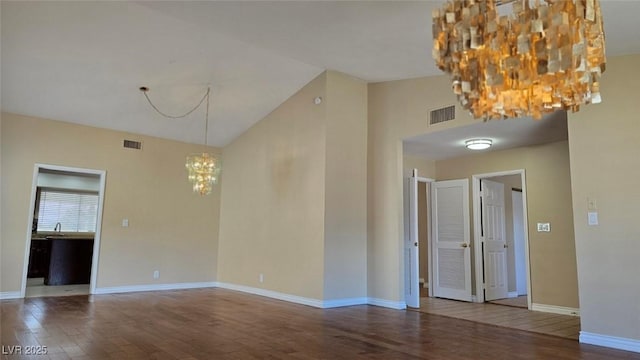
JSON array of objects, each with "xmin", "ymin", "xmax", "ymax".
[
  {"xmin": 153, "ymin": 270, "xmax": 159, "ymax": 279},
  {"xmin": 259, "ymin": 273, "xmax": 264, "ymax": 283}
]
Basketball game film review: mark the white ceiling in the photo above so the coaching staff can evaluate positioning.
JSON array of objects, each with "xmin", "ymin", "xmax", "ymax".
[
  {"xmin": 404, "ymin": 111, "xmax": 568, "ymax": 161},
  {"xmin": 2, "ymin": 1, "xmax": 640, "ymax": 148}
]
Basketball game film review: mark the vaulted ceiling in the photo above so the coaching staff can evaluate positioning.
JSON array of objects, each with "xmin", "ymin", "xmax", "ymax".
[{"xmin": 3, "ymin": 1, "xmax": 639, "ymax": 147}]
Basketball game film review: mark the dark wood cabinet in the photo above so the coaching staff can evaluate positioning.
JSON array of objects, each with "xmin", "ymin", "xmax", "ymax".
[
  {"xmin": 27, "ymin": 239, "xmax": 52, "ymax": 278},
  {"xmin": 45, "ymin": 239, "xmax": 94, "ymax": 285}
]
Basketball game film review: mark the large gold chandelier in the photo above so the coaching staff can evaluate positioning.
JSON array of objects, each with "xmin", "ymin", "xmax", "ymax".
[
  {"xmin": 140, "ymin": 86, "xmax": 221, "ymax": 195},
  {"xmin": 432, "ymin": 0, "xmax": 606, "ymax": 120}
]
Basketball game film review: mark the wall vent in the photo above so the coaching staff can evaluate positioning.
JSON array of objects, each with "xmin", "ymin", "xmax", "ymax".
[
  {"xmin": 430, "ymin": 105, "xmax": 456, "ymax": 125},
  {"xmin": 123, "ymin": 139, "xmax": 142, "ymax": 150}
]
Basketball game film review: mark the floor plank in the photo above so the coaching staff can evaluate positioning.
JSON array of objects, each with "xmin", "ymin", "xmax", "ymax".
[{"xmin": 1, "ymin": 288, "xmax": 638, "ymax": 359}]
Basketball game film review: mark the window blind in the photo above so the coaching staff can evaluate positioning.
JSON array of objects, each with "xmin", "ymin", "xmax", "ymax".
[{"xmin": 37, "ymin": 190, "xmax": 99, "ymax": 232}]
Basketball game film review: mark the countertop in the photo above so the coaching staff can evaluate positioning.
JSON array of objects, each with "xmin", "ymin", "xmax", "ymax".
[{"xmin": 32, "ymin": 233, "xmax": 95, "ymax": 241}]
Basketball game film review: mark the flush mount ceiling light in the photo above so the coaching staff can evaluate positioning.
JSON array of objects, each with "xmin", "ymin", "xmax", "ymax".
[
  {"xmin": 140, "ymin": 86, "xmax": 221, "ymax": 196},
  {"xmin": 465, "ymin": 139, "xmax": 493, "ymax": 150},
  {"xmin": 432, "ymin": 0, "xmax": 606, "ymax": 120}
]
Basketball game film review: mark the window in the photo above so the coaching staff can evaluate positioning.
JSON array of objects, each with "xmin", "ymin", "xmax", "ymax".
[{"xmin": 37, "ymin": 189, "xmax": 99, "ymax": 233}]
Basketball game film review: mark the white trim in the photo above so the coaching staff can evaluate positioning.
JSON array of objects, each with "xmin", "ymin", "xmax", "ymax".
[
  {"xmin": 580, "ymin": 332, "xmax": 640, "ymax": 353},
  {"xmin": 471, "ymin": 295, "xmax": 477, "ymax": 302},
  {"xmin": 531, "ymin": 303, "xmax": 580, "ymax": 316},
  {"xmin": 367, "ymin": 297, "xmax": 407, "ymax": 310},
  {"xmin": 94, "ymin": 282, "xmax": 217, "ymax": 295},
  {"xmin": 324, "ymin": 297, "xmax": 369, "ymax": 308},
  {"xmin": 19, "ymin": 167, "xmax": 40, "ymax": 298},
  {"xmin": 0, "ymin": 291, "xmax": 22, "ymax": 300},
  {"xmin": 20, "ymin": 164, "xmax": 107, "ymax": 298},
  {"xmin": 508, "ymin": 291, "xmax": 519, "ymax": 298},
  {"xmin": 217, "ymin": 282, "xmax": 324, "ymax": 308}
]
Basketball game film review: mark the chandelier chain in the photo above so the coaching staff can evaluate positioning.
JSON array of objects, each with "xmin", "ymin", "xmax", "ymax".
[
  {"xmin": 204, "ymin": 87, "xmax": 210, "ymax": 146},
  {"xmin": 141, "ymin": 87, "xmax": 209, "ymax": 119}
]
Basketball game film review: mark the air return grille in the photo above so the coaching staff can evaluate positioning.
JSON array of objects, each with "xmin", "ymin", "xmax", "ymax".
[
  {"xmin": 123, "ymin": 139, "xmax": 142, "ymax": 150},
  {"xmin": 430, "ymin": 105, "xmax": 456, "ymax": 125}
]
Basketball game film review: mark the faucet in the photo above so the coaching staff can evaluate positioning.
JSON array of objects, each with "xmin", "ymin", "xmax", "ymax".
[{"xmin": 54, "ymin": 222, "xmax": 61, "ymax": 232}]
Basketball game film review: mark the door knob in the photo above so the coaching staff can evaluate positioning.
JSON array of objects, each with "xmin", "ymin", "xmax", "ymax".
[
  {"xmin": 414, "ymin": 242, "xmax": 418, "ymax": 247},
  {"xmin": 504, "ymin": 244, "xmax": 508, "ymax": 248},
  {"xmin": 461, "ymin": 243, "xmax": 468, "ymax": 248}
]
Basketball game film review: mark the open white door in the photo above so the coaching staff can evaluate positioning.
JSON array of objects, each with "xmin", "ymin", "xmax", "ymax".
[
  {"xmin": 431, "ymin": 179, "xmax": 472, "ymax": 302},
  {"xmin": 404, "ymin": 174, "xmax": 420, "ymax": 308},
  {"xmin": 481, "ymin": 179, "xmax": 508, "ymax": 301}
]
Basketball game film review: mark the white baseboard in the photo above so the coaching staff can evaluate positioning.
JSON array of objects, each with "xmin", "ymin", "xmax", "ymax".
[
  {"xmin": 508, "ymin": 291, "xmax": 519, "ymax": 298},
  {"xmin": 94, "ymin": 282, "xmax": 217, "ymax": 295},
  {"xmin": 580, "ymin": 331, "xmax": 640, "ymax": 353},
  {"xmin": 216, "ymin": 282, "xmax": 325, "ymax": 308},
  {"xmin": 531, "ymin": 303, "xmax": 580, "ymax": 316},
  {"xmin": 324, "ymin": 297, "xmax": 369, "ymax": 308},
  {"xmin": 0, "ymin": 291, "xmax": 21, "ymax": 300},
  {"xmin": 367, "ymin": 297, "xmax": 407, "ymax": 310},
  {"xmin": 217, "ymin": 282, "xmax": 406, "ymax": 310}
]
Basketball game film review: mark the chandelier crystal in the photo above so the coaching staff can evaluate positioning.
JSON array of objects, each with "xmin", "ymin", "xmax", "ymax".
[
  {"xmin": 186, "ymin": 152, "xmax": 221, "ymax": 195},
  {"xmin": 432, "ymin": 0, "xmax": 606, "ymax": 120}
]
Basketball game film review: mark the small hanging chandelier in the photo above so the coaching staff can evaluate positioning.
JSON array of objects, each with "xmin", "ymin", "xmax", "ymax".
[
  {"xmin": 140, "ymin": 86, "xmax": 221, "ymax": 195},
  {"xmin": 432, "ymin": 0, "xmax": 606, "ymax": 120}
]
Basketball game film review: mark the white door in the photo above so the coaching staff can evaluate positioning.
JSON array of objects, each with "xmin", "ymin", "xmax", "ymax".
[
  {"xmin": 404, "ymin": 175, "xmax": 420, "ymax": 308},
  {"xmin": 431, "ymin": 179, "xmax": 472, "ymax": 302},
  {"xmin": 482, "ymin": 179, "xmax": 508, "ymax": 301},
  {"xmin": 512, "ymin": 190, "xmax": 527, "ymax": 295}
]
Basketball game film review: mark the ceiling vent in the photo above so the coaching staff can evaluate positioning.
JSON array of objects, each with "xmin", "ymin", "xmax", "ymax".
[
  {"xmin": 429, "ymin": 105, "xmax": 456, "ymax": 125},
  {"xmin": 123, "ymin": 139, "xmax": 142, "ymax": 150}
]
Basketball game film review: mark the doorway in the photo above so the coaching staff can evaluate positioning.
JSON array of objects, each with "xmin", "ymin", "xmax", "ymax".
[
  {"xmin": 21, "ymin": 164, "xmax": 106, "ymax": 298},
  {"xmin": 472, "ymin": 170, "xmax": 531, "ymax": 309},
  {"xmin": 405, "ymin": 169, "xmax": 530, "ymax": 309}
]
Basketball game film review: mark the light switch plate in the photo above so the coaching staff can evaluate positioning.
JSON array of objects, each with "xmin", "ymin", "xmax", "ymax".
[
  {"xmin": 537, "ymin": 222, "xmax": 550, "ymax": 232},
  {"xmin": 588, "ymin": 212, "xmax": 599, "ymax": 226},
  {"xmin": 122, "ymin": 218, "xmax": 129, "ymax": 227}
]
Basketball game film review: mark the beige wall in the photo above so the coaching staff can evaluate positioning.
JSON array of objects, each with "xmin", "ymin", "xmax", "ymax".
[
  {"xmin": 368, "ymin": 75, "xmax": 476, "ymax": 302},
  {"xmin": 217, "ymin": 71, "xmax": 368, "ymax": 302},
  {"xmin": 323, "ymin": 71, "xmax": 368, "ymax": 300},
  {"xmin": 1, "ymin": 113, "xmax": 221, "ymax": 293},
  {"xmin": 403, "ymin": 155, "xmax": 436, "ymax": 179},
  {"xmin": 568, "ymin": 54, "xmax": 640, "ymax": 341},
  {"xmin": 217, "ymin": 73, "xmax": 327, "ymax": 300},
  {"xmin": 436, "ymin": 141, "xmax": 578, "ymax": 308}
]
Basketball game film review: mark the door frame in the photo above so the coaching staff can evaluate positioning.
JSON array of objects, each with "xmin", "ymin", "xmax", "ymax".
[
  {"xmin": 20, "ymin": 163, "xmax": 107, "ymax": 297},
  {"xmin": 472, "ymin": 169, "xmax": 532, "ymax": 309}
]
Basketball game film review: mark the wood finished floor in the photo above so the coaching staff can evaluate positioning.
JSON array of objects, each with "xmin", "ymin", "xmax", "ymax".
[
  {"xmin": 488, "ymin": 295, "xmax": 528, "ymax": 308},
  {"xmin": 415, "ymin": 296, "xmax": 581, "ymax": 340},
  {"xmin": 2, "ymin": 288, "xmax": 638, "ymax": 360}
]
